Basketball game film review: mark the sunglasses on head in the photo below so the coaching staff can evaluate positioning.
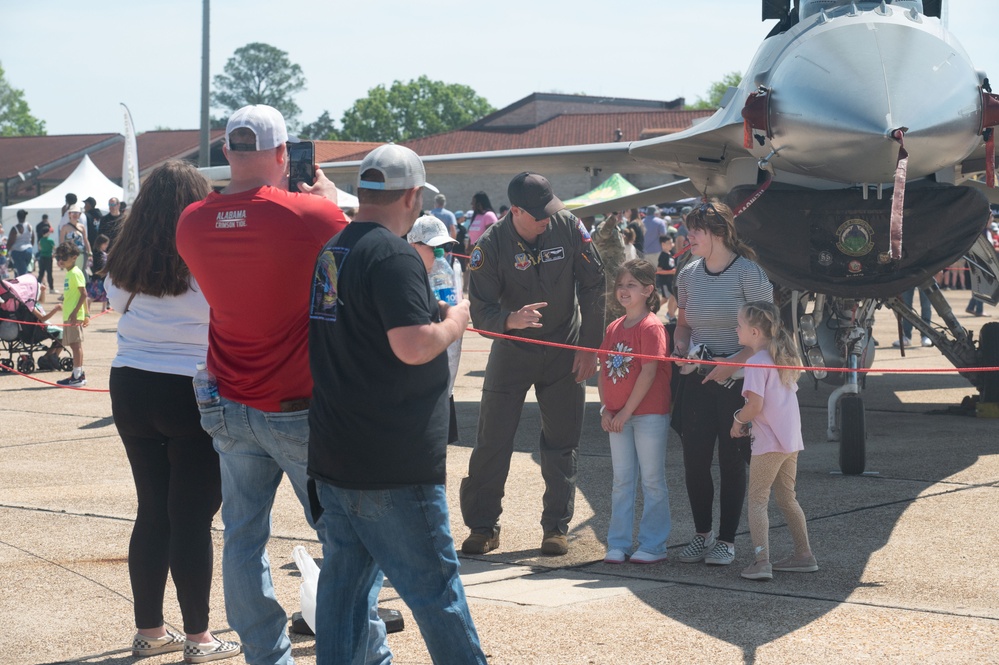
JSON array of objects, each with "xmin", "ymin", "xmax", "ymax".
[{"xmin": 697, "ymin": 202, "xmax": 721, "ymax": 217}]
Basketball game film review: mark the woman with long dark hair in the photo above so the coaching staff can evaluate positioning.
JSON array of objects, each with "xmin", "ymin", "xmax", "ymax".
[
  {"xmin": 672, "ymin": 200, "xmax": 772, "ymax": 569},
  {"xmin": 105, "ymin": 161, "xmax": 240, "ymax": 662}
]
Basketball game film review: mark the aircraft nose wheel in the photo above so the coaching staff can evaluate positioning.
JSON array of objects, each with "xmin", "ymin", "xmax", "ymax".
[{"xmin": 838, "ymin": 394, "xmax": 867, "ymax": 475}]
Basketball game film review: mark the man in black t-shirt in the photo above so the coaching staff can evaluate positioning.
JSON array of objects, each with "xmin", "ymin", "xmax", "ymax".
[{"xmin": 307, "ymin": 144, "xmax": 486, "ymax": 665}]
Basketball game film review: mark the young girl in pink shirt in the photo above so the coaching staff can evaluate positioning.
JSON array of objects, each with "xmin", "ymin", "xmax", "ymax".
[
  {"xmin": 598, "ymin": 259, "xmax": 672, "ymax": 564},
  {"xmin": 732, "ymin": 301, "xmax": 818, "ymax": 580}
]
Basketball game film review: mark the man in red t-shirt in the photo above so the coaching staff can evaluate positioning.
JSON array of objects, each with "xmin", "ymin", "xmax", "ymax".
[{"xmin": 176, "ymin": 105, "xmax": 387, "ymax": 665}]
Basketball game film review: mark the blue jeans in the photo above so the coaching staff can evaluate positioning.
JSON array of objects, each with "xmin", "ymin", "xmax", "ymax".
[
  {"xmin": 10, "ymin": 248, "xmax": 31, "ymax": 276},
  {"xmin": 314, "ymin": 480, "xmax": 486, "ymax": 665},
  {"xmin": 200, "ymin": 398, "xmax": 388, "ymax": 665},
  {"xmin": 901, "ymin": 286, "xmax": 932, "ymax": 339},
  {"xmin": 608, "ymin": 413, "xmax": 671, "ymax": 554}
]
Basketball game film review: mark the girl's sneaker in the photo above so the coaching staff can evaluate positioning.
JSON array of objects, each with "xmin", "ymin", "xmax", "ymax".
[
  {"xmin": 704, "ymin": 540, "xmax": 736, "ymax": 565},
  {"xmin": 629, "ymin": 550, "xmax": 668, "ymax": 564},
  {"xmin": 741, "ymin": 559, "xmax": 773, "ymax": 580},
  {"xmin": 677, "ymin": 533, "xmax": 716, "ymax": 563},
  {"xmin": 132, "ymin": 630, "xmax": 185, "ymax": 657},
  {"xmin": 183, "ymin": 636, "xmax": 241, "ymax": 663},
  {"xmin": 772, "ymin": 553, "xmax": 819, "ymax": 572},
  {"xmin": 603, "ymin": 548, "xmax": 627, "ymax": 564}
]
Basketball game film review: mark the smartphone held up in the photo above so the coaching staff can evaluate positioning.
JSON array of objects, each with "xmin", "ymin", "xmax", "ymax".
[{"xmin": 288, "ymin": 140, "xmax": 315, "ymax": 192}]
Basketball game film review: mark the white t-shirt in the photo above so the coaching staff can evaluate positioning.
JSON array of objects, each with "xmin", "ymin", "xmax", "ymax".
[{"xmin": 105, "ymin": 277, "xmax": 210, "ymax": 377}]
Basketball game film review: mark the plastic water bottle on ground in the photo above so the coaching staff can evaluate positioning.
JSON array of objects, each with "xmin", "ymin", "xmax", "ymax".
[
  {"xmin": 429, "ymin": 247, "xmax": 458, "ymax": 306},
  {"xmin": 193, "ymin": 361, "xmax": 220, "ymax": 407}
]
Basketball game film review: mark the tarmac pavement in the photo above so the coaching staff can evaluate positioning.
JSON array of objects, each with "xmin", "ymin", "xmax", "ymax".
[{"xmin": 0, "ymin": 286, "xmax": 997, "ymax": 665}]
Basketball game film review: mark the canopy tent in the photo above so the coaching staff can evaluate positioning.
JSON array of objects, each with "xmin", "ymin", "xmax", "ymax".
[
  {"xmin": 1, "ymin": 155, "xmax": 123, "ymax": 238},
  {"xmin": 563, "ymin": 173, "xmax": 639, "ymax": 210}
]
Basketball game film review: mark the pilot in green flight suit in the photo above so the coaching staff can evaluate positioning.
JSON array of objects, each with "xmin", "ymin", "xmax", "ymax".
[{"xmin": 460, "ymin": 172, "xmax": 605, "ymax": 556}]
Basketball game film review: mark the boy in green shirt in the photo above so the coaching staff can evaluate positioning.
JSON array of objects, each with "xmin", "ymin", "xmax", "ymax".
[
  {"xmin": 37, "ymin": 221, "xmax": 56, "ymax": 294},
  {"xmin": 54, "ymin": 242, "xmax": 89, "ymax": 387}
]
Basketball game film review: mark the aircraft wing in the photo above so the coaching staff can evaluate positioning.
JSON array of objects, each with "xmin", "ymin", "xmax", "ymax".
[
  {"xmin": 625, "ymin": 95, "xmax": 752, "ymax": 196},
  {"xmin": 318, "ymin": 142, "xmax": 665, "ymax": 185}
]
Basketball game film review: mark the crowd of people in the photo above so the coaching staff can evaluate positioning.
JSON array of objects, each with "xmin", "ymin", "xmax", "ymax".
[{"xmin": 13, "ymin": 101, "xmax": 999, "ymax": 664}]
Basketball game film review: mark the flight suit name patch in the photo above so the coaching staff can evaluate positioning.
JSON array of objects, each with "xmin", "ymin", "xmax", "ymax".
[{"xmin": 540, "ymin": 247, "xmax": 565, "ymax": 263}]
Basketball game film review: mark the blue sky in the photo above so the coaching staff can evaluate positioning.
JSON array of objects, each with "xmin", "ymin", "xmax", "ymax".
[{"xmin": 2, "ymin": 0, "xmax": 994, "ymax": 136}]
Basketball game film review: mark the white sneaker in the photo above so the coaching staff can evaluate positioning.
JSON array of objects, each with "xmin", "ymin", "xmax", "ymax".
[
  {"xmin": 921, "ymin": 336, "xmax": 933, "ymax": 347},
  {"xmin": 704, "ymin": 541, "xmax": 736, "ymax": 565},
  {"xmin": 603, "ymin": 548, "xmax": 627, "ymax": 564},
  {"xmin": 891, "ymin": 337, "xmax": 912, "ymax": 348},
  {"xmin": 629, "ymin": 550, "xmax": 668, "ymax": 564}
]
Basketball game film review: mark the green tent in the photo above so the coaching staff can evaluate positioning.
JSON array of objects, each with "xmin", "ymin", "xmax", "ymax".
[{"xmin": 563, "ymin": 173, "xmax": 639, "ymax": 210}]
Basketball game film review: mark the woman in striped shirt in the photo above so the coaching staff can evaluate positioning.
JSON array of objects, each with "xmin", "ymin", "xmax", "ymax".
[{"xmin": 672, "ymin": 201, "xmax": 773, "ymax": 567}]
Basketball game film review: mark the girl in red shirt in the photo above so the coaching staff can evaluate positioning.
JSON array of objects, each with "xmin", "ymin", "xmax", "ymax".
[{"xmin": 598, "ymin": 259, "xmax": 673, "ymax": 564}]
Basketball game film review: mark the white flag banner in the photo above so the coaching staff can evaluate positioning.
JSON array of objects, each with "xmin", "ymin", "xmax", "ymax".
[{"xmin": 121, "ymin": 103, "xmax": 140, "ymax": 204}]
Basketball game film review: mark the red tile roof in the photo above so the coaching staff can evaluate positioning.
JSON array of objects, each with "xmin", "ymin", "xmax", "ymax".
[
  {"xmin": 0, "ymin": 134, "xmax": 120, "ymax": 180},
  {"xmin": 316, "ymin": 141, "xmax": 384, "ymax": 163},
  {"xmin": 42, "ymin": 130, "xmax": 227, "ymax": 182}
]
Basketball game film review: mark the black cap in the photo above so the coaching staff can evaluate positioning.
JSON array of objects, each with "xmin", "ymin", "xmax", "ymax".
[
  {"xmin": 83, "ymin": 196, "xmax": 97, "ymax": 206},
  {"xmin": 508, "ymin": 172, "xmax": 564, "ymax": 220}
]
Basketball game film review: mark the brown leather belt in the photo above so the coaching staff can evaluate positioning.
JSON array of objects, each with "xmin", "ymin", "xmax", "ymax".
[{"xmin": 279, "ymin": 398, "xmax": 311, "ymax": 412}]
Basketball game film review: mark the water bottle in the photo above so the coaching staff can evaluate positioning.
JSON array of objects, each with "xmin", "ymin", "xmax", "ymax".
[
  {"xmin": 429, "ymin": 247, "xmax": 458, "ymax": 306},
  {"xmin": 193, "ymin": 361, "xmax": 220, "ymax": 407}
]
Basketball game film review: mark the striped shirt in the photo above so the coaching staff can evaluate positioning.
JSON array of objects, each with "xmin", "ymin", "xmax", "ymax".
[{"xmin": 677, "ymin": 256, "xmax": 772, "ymax": 357}]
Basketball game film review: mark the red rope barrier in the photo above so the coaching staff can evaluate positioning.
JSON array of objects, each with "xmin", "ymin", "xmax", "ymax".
[
  {"xmin": 0, "ymin": 363, "xmax": 110, "ymax": 392},
  {"xmin": 466, "ymin": 327, "xmax": 999, "ymax": 374},
  {"xmin": 0, "ymin": 307, "xmax": 115, "ymax": 328}
]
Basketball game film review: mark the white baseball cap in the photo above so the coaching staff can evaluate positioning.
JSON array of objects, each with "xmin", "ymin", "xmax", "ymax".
[
  {"xmin": 226, "ymin": 104, "xmax": 296, "ymax": 151},
  {"xmin": 407, "ymin": 215, "xmax": 455, "ymax": 247},
  {"xmin": 358, "ymin": 144, "xmax": 438, "ymax": 193}
]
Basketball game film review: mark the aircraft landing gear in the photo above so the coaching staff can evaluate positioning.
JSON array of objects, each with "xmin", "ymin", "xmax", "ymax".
[
  {"xmin": 838, "ymin": 394, "xmax": 866, "ymax": 475},
  {"xmin": 826, "ymin": 350, "xmax": 868, "ymax": 475}
]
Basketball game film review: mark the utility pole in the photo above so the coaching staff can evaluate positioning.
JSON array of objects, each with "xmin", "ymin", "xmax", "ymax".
[{"xmin": 199, "ymin": 0, "xmax": 210, "ymax": 167}]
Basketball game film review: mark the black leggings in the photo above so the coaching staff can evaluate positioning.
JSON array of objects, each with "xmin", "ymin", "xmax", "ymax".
[
  {"xmin": 37, "ymin": 256, "xmax": 54, "ymax": 290},
  {"xmin": 109, "ymin": 366, "xmax": 222, "ymax": 634},
  {"xmin": 679, "ymin": 375, "xmax": 750, "ymax": 544}
]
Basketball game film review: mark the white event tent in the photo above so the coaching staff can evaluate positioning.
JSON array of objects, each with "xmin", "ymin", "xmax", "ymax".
[{"xmin": 1, "ymin": 155, "xmax": 123, "ymax": 238}]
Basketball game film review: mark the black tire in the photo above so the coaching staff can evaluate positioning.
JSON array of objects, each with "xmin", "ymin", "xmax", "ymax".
[
  {"xmin": 0, "ymin": 358, "xmax": 12, "ymax": 373},
  {"xmin": 60, "ymin": 357, "xmax": 74, "ymax": 372},
  {"xmin": 979, "ymin": 322, "xmax": 999, "ymax": 403},
  {"xmin": 839, "ymin": 394, "xmax": 866, "ymax": 475},
  {"xmin": 16, "ymin": 354, "xmax": 34, "ymax": 374}
]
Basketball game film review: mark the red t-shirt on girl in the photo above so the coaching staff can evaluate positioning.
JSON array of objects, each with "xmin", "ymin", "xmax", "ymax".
[{"xmin": 599, "ymin": 312, "xmax": 672, "ymax": 415}]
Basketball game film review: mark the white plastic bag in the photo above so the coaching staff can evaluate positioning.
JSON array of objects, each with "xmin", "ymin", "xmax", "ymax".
[{"xmin": 293, "ymin": 545, "xmax": 320, "ymax": 633}]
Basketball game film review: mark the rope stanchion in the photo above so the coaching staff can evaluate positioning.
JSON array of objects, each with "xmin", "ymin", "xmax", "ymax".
[{"xmin": 466, "ymin": 327, "xmax": 999, "ymax": 374}]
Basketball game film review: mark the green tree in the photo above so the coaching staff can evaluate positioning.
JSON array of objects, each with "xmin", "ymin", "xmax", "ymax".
[
  {"xmin": 301, "ymin": 111, "xmax": 340, "ymax": 141},
  {"xmin": 211, "ymin": 43, "xmax": 306, "ymax": 127},
  {"xmin": 0, "ymin": 62, "xmax": 46, "ymax": 136},
  {"xmin": 685, "ymin": 72, "xmax": 743, "ymax": 110},
  {"xmin": 340, "ymin": 76, "xmax": 494, "ymax": 143}
]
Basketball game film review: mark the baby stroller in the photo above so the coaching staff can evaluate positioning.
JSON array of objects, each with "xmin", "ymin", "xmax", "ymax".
[{"xmin": 0, "ymin": 274, "xmax": 72, "ymax": 374}]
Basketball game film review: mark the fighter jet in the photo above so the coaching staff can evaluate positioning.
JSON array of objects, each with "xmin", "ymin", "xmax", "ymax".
[{"xmin": 305, "ymin": 0, "xmax": 999, "ymax": 474}]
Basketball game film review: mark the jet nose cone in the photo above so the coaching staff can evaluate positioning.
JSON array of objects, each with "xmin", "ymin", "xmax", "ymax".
[{"xmin": 766, "ymin": 11, "xmax": 982, "ymax": 183}]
